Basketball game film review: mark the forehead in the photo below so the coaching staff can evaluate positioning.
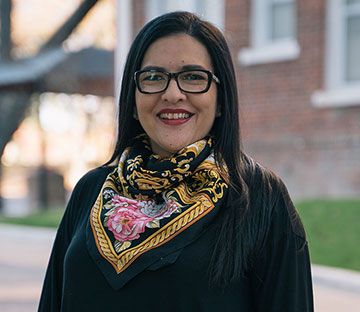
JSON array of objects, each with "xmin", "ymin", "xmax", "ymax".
[{"xmin": 140, "ymin": 34, "xmax": 213, "ymax": 71}]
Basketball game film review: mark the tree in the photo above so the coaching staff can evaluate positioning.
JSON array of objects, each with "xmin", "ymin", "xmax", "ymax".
[
  {"xmin": 0, "ymin": 0, "xmax": 12, "ymax": 60},
  {"xmin": 0, "ymin": 0, "xmax": 99, "ymax": 210},
  {"xmin": 0, "ymin": 0, "xmax": 99, "ymax": 159}
]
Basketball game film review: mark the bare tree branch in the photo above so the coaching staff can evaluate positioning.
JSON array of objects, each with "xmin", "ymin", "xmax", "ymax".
[{"xmin": 40, "ymin": 0, "xmax": 99, "ymax": 52}]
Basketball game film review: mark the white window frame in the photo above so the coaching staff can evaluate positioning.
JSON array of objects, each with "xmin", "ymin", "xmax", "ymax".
[
  {"xmin": 238, "ymin": 0, "xmax": 300, "ymax": 66},
  {"xmin": 312, "ymin": 0, "xmax": 360, "ymax": 108},
  {"xmin": 145, "ymin": 0, "xmax": 224, "ymax": 30}
]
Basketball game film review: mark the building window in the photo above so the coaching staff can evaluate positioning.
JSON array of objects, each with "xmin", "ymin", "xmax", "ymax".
[
  {"xmin": 345, "ymin": 0, "xmax": 360, "ymax": 82},
  {"xmin": 312, "ymin": 0, "xmax": 360, "ymax": 108},
  {"xmin": 270, "ymin": 0, "xmax": 296, "ymax": 40},
  {"xmin": 145, "ymin": 0, "xmax": 224, "ymax": 30},
  {"xmin": 238, "ymin": 0, "xmax": 299, "ymax": 66}
]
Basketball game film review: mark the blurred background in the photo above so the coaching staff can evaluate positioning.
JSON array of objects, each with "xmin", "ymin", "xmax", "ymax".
[
  {"xmin": 0, "ymin": 0, "xmax": 116, "ymax": 216},
  {"xmin": 0, "ymin": 0, "xmax": 359, "ymax": 311}
]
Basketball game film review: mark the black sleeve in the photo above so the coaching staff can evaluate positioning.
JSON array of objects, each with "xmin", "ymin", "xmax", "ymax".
[
  {"xmin": 250, "ymin": 180, "xmax": 314, "ymax": 312},
  {"xmin": 38, "ymin": 167, "xmax": 113, "ymax": 311},
  {"xmin": 38, "ymin": 188, "xmax": 80, "ymax": 310}
]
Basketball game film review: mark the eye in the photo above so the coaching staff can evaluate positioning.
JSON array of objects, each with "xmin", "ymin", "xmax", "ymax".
[
  {"xmin": 181, "ymin": 71, "xmax": 207, "ymax": 81},
  {"xmin": 141, "ymin": 72, "xmax": 166, "ymax": 82}
]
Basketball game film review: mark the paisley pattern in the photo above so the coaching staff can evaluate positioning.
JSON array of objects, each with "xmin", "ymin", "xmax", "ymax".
[{"xmin": 89, "ymin": 134, "xmax": 228, "ymax": 275}]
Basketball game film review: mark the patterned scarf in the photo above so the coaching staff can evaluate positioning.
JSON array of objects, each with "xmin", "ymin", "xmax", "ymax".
[{"xmin": 86, "ymin": 134, "xmax": 228, "ymax": 289}]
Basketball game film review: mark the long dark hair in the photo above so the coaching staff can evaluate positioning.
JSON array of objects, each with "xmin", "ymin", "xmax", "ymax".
[{"xmin": 106, "ymin": 11, "xmax": 278, "ymax": 286}]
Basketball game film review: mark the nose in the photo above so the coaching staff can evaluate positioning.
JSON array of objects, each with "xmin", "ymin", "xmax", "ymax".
[{"xmin": 161, "ymin": 78, "xmax": 187, "ymax": 103}]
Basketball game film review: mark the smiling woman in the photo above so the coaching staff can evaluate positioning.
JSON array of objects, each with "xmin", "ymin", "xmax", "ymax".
[
  {"xmin": 39, "ymin": 11, "xmax": 314, "ymax": 312},
  {"xmin": 135, "ymin": 34, "xmax": 218, "ymax": 156}
]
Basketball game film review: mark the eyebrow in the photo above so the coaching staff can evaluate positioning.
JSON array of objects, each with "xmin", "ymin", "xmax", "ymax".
[{"xmin": 140, "ymin": 64, "xmax": 207, "ymax": 72}]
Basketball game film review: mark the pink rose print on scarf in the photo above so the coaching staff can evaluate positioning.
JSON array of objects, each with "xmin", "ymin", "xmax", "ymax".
[{"xmin": 107, "ymin": 195, "xmax": 179, "ymax": 242}]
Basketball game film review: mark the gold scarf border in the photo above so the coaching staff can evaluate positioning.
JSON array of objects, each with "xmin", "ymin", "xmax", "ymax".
[{"xmin": 90, "ymin": 186, "xmax": 216, "ymax": 274}]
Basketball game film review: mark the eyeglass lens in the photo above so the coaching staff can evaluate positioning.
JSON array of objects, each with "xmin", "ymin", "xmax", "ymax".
[{"xmin": 138, "ymin": 70, "xmax": 210, "ymax": 93}]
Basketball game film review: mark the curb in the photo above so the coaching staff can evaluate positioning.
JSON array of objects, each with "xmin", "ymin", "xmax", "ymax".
[
  {"xmin": 0, "ymin": 223, "xmax": 56, "ymax": 242},
  {"xmin": 312, "ymin": 264, "xmax": 360, "ymax": 294}
]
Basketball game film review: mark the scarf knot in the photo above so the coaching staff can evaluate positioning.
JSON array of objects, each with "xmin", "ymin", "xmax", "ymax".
[{"xmin": 119, "ymin": 134, "xmax": 213, "ymax": 197}]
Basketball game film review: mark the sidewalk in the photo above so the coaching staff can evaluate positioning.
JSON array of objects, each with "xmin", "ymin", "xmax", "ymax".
[
  {"xmin": 0, "ymin": 224, "xmax": 359, "ymax": 311},
  {"xmin": 312, "ymin": 264, "xmax": 360, "ymax": 311},
  {"xmin": 0, "ymin": 224, "xmax": 55, "ymax": 312}
]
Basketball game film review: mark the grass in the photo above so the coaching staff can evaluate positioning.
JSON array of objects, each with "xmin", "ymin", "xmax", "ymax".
[
  {"xmin": 296, "ymin": 199, "xmax": 360, "ymax": 272},
  {"xmin": 0, "ymin": 199, "xmax": 359, "ymax": 272},
  {"xmin": 0, "ymin": 207, "xmax": 64, "ymax": 228}
]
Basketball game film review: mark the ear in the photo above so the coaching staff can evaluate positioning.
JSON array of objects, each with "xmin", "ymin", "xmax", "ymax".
[
  {"xmin": 216, "ymin": 105, "xmax": 221, "ymax": 118},
  {"xmin": 133, "ymin": 107, "xmax": 139, "ymax": 120}
]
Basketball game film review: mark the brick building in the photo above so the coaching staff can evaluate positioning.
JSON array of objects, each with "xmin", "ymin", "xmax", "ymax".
[{"xmin": 116, "ymin": 0, "xmax": 360, "ymax": 199}]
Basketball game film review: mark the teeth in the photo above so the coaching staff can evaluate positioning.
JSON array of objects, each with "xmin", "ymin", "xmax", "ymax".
[{"xmin": 159, "ymin": 113, "xmax": 191, "ymax": 119}]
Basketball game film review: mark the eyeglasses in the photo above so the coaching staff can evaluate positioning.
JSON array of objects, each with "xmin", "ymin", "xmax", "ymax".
[{"xmin": 134, "ymin": 69, "xmax": 220, "ymax": 94}]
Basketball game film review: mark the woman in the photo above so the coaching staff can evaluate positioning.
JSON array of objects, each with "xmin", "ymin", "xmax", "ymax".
[{"xmin": 39, "ymin": 12, "xmax": 313, "ymax": 311}]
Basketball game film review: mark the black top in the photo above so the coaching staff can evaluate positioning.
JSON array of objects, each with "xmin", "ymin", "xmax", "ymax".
[{"xmin": 38, "ymin": 166, "xmax": 313, "ymax": 312}]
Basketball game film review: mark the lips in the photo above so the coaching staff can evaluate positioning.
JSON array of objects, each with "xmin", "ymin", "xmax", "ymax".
[{"xmin": 157, "ymin": 109, "xmax": 193, "ymax": 125}]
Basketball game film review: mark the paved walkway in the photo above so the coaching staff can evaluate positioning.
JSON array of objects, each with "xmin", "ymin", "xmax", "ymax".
[
  {"xmin": 0, "ymin": 224, "xmax": 359, "ymax": 311},
  {"xmin": 0, "ymin": 225, "xmax": 55, "ymax": 311},
  {"xmin": 312, "ymin": 265, "xmax": 360, "ymax": 311}
]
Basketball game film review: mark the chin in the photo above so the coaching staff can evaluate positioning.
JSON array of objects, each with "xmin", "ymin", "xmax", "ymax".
[{"xmin": 155, "ymin": 142, "xmax": 188, "ymax": 156}]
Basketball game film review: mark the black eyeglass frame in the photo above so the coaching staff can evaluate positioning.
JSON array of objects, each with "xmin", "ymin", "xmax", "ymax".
[{"xmin": 134, "ymin": 69, "xmax": 220, "ymax": 94}]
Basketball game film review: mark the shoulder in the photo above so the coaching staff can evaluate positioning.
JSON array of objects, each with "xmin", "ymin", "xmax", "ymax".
[
  {"xmin": 241, "ymin": 154, "xmax": 306, "ymax": 239},
  {"xmin": 63, "ymin": 166, "xmax": 116, "ymax": 227}
]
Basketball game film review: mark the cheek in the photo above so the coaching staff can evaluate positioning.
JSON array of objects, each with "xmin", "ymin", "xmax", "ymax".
[
  {"xmin": 135, "ymin": 93, "xmax": 149, "ymax": 117},
  {"xmin": 207, "ymin": 89, "xmax": 218, "ymax": 116},
  {"xmin": 135, "ymin": 92, "xmax": 157, "ymax": 113},
  {"xmin": 135, "ymin": 92, "xmax": 142, "ymax": 110}
]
